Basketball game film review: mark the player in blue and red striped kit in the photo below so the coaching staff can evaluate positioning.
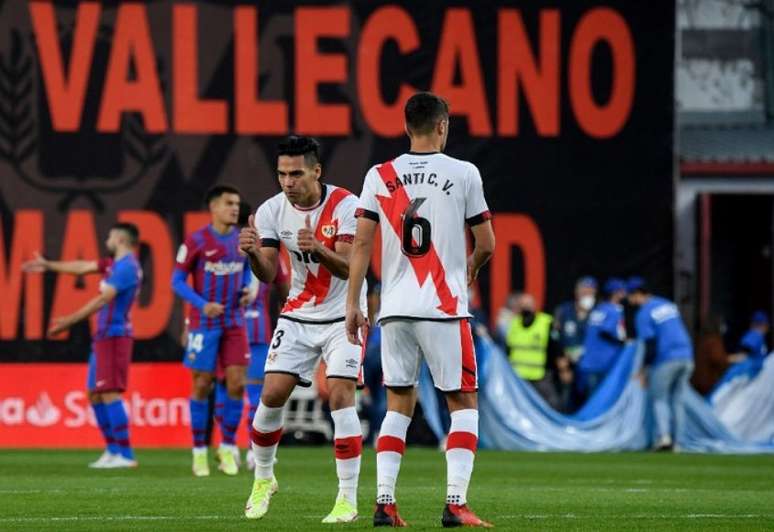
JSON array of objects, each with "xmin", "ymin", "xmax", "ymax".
[
  {"xmin": 172, "ymin": 185, "xmax": 253, "ymax": 477},
  {"xmin": 24, "ymin": 222, "xmax": 142, "ymax": 469}
]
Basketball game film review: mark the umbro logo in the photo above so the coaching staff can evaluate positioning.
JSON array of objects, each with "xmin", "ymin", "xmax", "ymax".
[
  {"xmin": 204, "ymin": 249, "xmax": 217, "ymax": 256},
  {"xmin": 280, "ymin": 230, "xmax": 293, "ymax": 239}
]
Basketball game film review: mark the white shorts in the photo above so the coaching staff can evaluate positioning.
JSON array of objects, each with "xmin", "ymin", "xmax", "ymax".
[
  {"xmin": 381, "ymin": 319, "xmax": 478, "ymax": 392},
  {"xmin": 265, "ymin": 317, "xmax": 364, "ymax": 386}
]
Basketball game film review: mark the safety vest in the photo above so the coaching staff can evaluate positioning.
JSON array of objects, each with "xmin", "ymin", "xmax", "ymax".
[{"xmin": 507, "ymin": 312, "xmax": 552, "ymax": 381}]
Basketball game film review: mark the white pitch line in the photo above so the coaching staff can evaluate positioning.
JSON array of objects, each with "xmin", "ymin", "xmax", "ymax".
[
  {"xmin": 0, "ymin": 515, "xmax": 234, "ymax": 523},
  {"xmin": 497, "ymin": 514, "xmax": 768, "ymax": 520}
]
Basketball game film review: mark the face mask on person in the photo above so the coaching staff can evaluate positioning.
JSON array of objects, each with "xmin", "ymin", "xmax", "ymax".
[
  {"xmin": 521, "ymin": 309, "xmax": 535, "ymax": 324},
  {"xmin": 578, "ymin": 295, "xmax": 595, "ymax": 311}
]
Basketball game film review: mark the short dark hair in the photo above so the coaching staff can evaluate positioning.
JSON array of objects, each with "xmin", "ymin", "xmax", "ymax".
[
  {"xmin": 111, "ymin": 222, "xmax": 139, "ymax": 246},
  {"xmin": 238, "ymin": 201, "xmax": 253, "ymax": 227},
  {"xmin": 277, "ymin": 135, "xmax": 321, "ymax": 168},
  {"xmin": 405, "ymin": 92, "xmax": 449, "ymax": 135},
  {"xmin": 205, "ymin": 184, "xmax": 240, "ymax": 206}
]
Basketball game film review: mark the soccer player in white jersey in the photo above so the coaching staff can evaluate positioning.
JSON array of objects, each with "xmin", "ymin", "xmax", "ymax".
[
  {"xmin": 346, "ymin": 92, "xmax": 496, "ymax": 528},
  {"xmin": 239, "ymin": 136, "xmax": 367, "ymax": 523}
]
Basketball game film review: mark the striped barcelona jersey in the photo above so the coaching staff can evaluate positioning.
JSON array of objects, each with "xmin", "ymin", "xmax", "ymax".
[
  {"xmin": 95, "ymin": 254, "xmax": 142, "ymax": 339},
  {"xmin": 175, "ymin": 224, "xmax": 249, "ymax": 330},
  {"xmin": 356, "ymin": 152, "xmax": 491, "ymax": 322},
  {"xmin": 255, "ymin": 184, "xmax": 367, "ymax": 322},
  {"xmin": 244, "ymin": 260, "xmax": 288, "ymax": 345}
]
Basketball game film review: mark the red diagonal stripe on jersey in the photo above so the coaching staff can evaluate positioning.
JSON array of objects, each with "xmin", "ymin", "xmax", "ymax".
[
  {"xmin": 375, "ymin": 162, "xmax": 458, "ymax": 315},
  {"xmin": 283, "ymin": 187, "xmax": 352, "ymax": 313}
]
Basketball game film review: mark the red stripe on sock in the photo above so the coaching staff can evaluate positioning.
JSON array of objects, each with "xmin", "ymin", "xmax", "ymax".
[
  {"xmin": 250, "ymin": 427, "xmax": 283, "ymax": 447},
  {"xmin": 334, "ymin": 436, "xmax": 363, "ymax": 460},
  {"xmin": 376, "ymin": 435, "xmax": 406, "ymax": 455},
  {"xmin": 447, "ymin": 431, "xmax": 478, "ymax": 452}
]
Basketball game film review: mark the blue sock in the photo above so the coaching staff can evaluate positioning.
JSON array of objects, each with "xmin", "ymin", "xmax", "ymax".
[
  {"xmin": 221, "ymin": 395, "xmax": 243, "ymax": 445},
  {"xmin": 245, "ymin": 383, "xmax": 262, "ymax": 432},
  {"xmin": 214, "ymin": 381, "xmax": 227, "ymax": 427},
  {"xmin": 190, "ymin": 398, "xmax": 209, "ymax": 448},
  {"xmin": 92, "ymin": 402, "xmax": 120, "ymax": 455},
  {"xmin": 105, "ymin": 400, "xmax": 133, "ymax": 460}
]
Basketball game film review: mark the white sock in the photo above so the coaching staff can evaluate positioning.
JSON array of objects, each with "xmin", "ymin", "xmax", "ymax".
[
  {"xmin": 331, "ymin": 406, "xmax": 362, "ymax": 507},
  {"xmin": 250, "ymin": 401, "xmax": 284, "ymax": 480},
  {"xmin": 445, "ymin": 409, "xmax": 478, "ymax": 505},
  {"xmin": 376, "ymin": 411, "xmax": 411, "ymax": 504}
]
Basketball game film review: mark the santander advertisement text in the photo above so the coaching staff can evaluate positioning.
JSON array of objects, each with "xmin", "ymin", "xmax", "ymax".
[{"xmin": 0, "ymin": 363, "xmax": 250, "ymax": 448}]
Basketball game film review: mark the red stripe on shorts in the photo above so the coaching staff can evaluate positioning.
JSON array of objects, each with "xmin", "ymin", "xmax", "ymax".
[
  {"xmin": 460, "ymin": 320, "xmax": 477, "ymax": 392},
  {"xmin": 334, "ymin": 436, "xmax": 363, "ymax": 460},
  {"xmin": 447, "ymin": 431, "xmax": 478, "ymax": 452},
  {"xmin": 250, "ymin": 427, "xmax": 283, "ymax": 447},
  {"xmin": 376, "ymin": 435, "xmax": 406, "ymax": 455}
]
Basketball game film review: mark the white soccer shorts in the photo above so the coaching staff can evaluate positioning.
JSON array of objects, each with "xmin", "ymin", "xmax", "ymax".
[
  {"xmin": 264, "ymin": 318, "xmax": 364, "ymax": 386},
  {"xmin": 381, "ymin": 319, "xmax": 478, "ymax": 392}
]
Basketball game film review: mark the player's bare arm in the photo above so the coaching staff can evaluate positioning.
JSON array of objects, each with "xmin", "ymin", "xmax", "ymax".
[
  {"xmin": 240, "ymin": 214, "xmax": 279, "ymax": 283},
  {"xmin": 345, "ymin": 217, "xmax": 377, "ymax": 345},
  {"xmin": 48, "ymin": 284, "xmax": 118, "ymax": 337},
  {"xmin": 297, "ymin": 214, "xmax": 351, "ymax": 280},
  {"xmin": 22, "ymin": 251, "xmax": 99, "ymax": 275},
  {"xmin": 467, "ymin": 220, "xmax": 495, "ymax": 286}
]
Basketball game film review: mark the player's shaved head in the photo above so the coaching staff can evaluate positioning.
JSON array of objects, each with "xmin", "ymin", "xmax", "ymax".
[
  {"xmin": 405, "ymin": 92, "xmax": 449, "ymax": 136},
  {"xmin": 277, "ymin": 136, "xmax": 321, "ymax": 169}
]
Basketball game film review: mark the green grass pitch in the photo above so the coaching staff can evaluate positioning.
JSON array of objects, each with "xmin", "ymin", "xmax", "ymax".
[{"xmin": 0, "ymin": 448, "xmax": 773, "ymax": 531}]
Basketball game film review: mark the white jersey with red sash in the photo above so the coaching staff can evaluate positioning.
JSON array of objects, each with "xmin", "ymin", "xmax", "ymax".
[
  {"xmin": 356, "ymin": 152, "xmax": 491, "ymax": 323},
  {"xmin": 255, "ymin": 184, "xmax": 366, "ymax": 323}
]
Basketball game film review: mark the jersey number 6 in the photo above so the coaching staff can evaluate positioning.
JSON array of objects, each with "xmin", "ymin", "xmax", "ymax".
[{"xmin": 401, "ymin": 197, "xmax": 431, "ymax": 257}]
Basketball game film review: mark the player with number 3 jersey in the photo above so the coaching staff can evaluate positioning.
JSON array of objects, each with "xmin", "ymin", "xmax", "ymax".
[
  {"xmin": 239, "ymin": 136, "xmax": 366, "ymax": 524},
  {"xmin": 346, "ymin": 92, "xmax": 496, "ymax": 528}
]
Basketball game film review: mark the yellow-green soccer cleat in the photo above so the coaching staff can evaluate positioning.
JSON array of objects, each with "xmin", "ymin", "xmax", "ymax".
[
  {"xmin": 217, "ymin": 446, "xmax": 239, "ymax": 476},
  {"xmin": 321, "ymin": 497, "xmax": 358, "ymax": 524},
  {"xmin": 192, "ymin": 449, "xmax": 210, "ymax": 477},
  {"xmin": 244, "ymin": 477, "xmax": 279, "ymax": 519}
]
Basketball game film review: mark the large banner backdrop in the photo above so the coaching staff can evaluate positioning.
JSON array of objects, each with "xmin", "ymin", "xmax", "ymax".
[{"xmin": 0, "ymin": 1, "xmax": 674, "ymax": 363}]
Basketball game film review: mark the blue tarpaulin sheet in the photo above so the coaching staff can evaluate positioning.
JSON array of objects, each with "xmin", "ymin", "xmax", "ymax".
[{"xmin": 418, "ymin": 334, "xmax": 774, "ymax": 453}]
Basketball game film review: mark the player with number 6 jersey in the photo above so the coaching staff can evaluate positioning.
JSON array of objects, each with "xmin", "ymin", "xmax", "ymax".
[
  {"xmin": 239, "ymin": 136, "xmax": 366, "ymax": 524},
  {"xmin": 346, "ymin": 92, "xmax": 496, "ymax": 528}
]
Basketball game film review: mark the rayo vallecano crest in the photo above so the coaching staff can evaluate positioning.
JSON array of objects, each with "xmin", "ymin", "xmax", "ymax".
[{"xmin": 321, "ymin": 224, "xmax": 336, "ymax": 239}]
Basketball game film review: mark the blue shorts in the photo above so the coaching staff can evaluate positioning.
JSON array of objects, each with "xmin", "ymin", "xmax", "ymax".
[
  {"xmin": 247, "ymin": 343, "xmax": 269, "ymax": 381},
  {"xmin": 183, "ymin": 326, "xmax": 249, "ymax": 373}
]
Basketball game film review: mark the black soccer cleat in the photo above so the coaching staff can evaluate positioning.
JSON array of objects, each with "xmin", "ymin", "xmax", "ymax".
[{"xmin": 373, "ymin": 503, "xmax": 408, "ymax": 527}]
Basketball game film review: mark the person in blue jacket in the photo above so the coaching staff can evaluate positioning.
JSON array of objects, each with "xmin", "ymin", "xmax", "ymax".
[
  {"xmin": 730, "ymin": 311, "xmax": 770, "ymax": 363},
  {"xmin": 627, "ymin": 277, "xmax": 693, "ymax": 451},
  {"xmin": 576, "ymin": 278, "xmax": 627, "ymax": 400}
]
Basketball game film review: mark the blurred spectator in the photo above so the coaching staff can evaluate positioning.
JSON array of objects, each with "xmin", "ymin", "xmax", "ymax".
[
  {"xmin": 729, "ymin": 311, "xmax": 770, "ymax": 364},
  {"xmin": 691, "ymin": 315, "xmax": 730, "ymax": 395},
  {"xmin": 627, "ymin": 277, "xmax": 693, "ymax": 451},
  {"xmin": 553, "ymin": 276, "xmax": 598, "ymax": 408},
  {"xmin": 506, "ymin": 293, "xmax": 560, "ymax": 408},
  {"xmin": 495, "ymin": 292, "xmax": 521, "ymax": 344},
  {"xmin": 576, "ymin": 278, "xmax": 628, "ymax": 401}
]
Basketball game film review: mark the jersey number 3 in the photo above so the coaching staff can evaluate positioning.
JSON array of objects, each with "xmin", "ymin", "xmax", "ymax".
[{"xmin": 401, "ymin": 197, "xmax": 431, "ymax": 257}]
